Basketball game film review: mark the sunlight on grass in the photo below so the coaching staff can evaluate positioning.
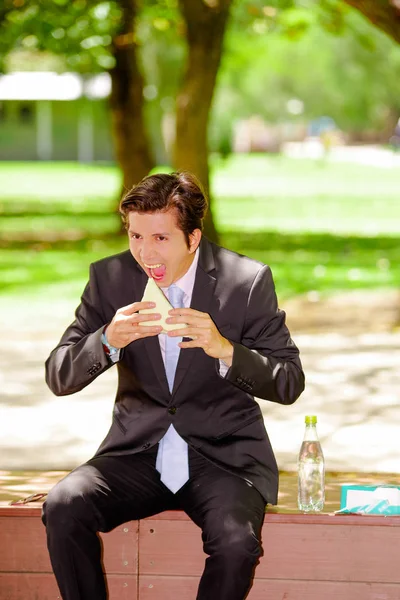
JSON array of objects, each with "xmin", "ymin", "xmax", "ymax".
[
  {"xmin": 0, "ymin": 162, "xmax": 121, "ymax": 204},
  {"xmin": 211, "ymin": 155, "xmax": 400, "ymax": 236}
]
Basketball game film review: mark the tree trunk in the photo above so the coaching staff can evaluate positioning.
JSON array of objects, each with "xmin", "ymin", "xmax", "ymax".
[
  {"xmin": 344, "ymin": 1, "xmax": 400, "ymax": 327},
  {"xmin": 344, "ymin": 0, "xmax": 400, "ymax": 44},
  {"xmin": 174, "ymin": 0, "xmax": 233, "ymax": 243},
  {"xmin": 110, "ymin": 0, "xmax": 155, "ymax": 203}
]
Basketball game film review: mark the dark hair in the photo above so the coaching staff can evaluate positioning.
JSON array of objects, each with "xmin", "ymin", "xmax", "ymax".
[{"xmin": 119, "ymin": 171, "xmax": 208, "ymax": 247}]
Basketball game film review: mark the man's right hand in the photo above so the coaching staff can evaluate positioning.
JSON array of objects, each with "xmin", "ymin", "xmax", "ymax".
[{"xmin": 105, "ymin": 302, "xmax": 162, "ymax": 348}]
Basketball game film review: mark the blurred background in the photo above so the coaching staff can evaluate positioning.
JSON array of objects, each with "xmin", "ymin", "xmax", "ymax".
[{"xmin": 0, "ymin": 0, "xmax": 399, "ymax": 491}]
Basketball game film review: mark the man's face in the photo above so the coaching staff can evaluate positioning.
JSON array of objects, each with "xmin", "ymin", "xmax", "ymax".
[{"xmin": 128, "ymin": 209, "xmax": 201, "ymax": 287}]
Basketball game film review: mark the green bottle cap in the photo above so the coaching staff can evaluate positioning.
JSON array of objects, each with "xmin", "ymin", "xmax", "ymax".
[{"xmin": 305, "ymin": 415, "xmax": 317, "ymax": 424}]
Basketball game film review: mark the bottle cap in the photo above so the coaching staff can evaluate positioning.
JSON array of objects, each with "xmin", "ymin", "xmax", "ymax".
[{"xmin": 305, "ymin": 415, "xmax": 317, "ymax": 425}]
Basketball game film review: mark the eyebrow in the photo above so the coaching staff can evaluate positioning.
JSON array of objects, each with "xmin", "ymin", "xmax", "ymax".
[{"xmin": 128, "ymin": 231, "xmax": 171, "ymax": 236}]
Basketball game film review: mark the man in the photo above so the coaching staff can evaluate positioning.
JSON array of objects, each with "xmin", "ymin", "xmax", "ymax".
[{"xmin": 43, "ymin": 171, "xmax": 305, "ymax": 600}]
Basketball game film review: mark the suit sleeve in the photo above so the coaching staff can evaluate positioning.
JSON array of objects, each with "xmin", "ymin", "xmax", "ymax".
[
  {"xmin": 224, "ymin": 265, "xmax": 305, "ymax": 404},
  {"xmin": 45, "ymin": 264, "xmax": 113, "ymax": 396}
]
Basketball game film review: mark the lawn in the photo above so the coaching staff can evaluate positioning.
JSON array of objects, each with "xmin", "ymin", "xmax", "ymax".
[{"xmin": 0, "ymin": 156, "xmax": 399, "ymax": 301}]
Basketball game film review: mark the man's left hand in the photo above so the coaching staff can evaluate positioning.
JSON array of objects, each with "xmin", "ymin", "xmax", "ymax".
[{"xmin": 166, "ymin": 308, "xmax": 233, "ymax": 365}]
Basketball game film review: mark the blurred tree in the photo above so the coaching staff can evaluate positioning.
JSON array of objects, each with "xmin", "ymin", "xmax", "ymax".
[
  {"xmin": 342, "ymin": 0, "xmax": 400, "ymax": 137},
  {"xmin": 136, "ymin": 0, "xmax": 233, "ymax": 241},
  {"xmin": 342, "ymin": 0, "xmax": 400, "ymax": 327},
  {"xmin": 173, "ymin": 0, "xmax": 232, "ymax": 242},
  {"xmin": 0, "ymin": 0, "xmax": 234, "ymax": 241},
  {"xmin": 210, "ymin": 7, "xmax": 400, "ymax": 146},
  {"xmin": 0, "ymin": 0, "xmax": 153, "ymax": 199},
  {"xmin": 109, "ymin": 0, "xmax": 154, "ymax": 194},
  {"xmin": 343, "ymin": 0, "xmax": 400, "ymax": 44}
]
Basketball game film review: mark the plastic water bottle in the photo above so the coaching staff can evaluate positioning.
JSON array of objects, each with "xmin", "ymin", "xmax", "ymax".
[{"xmin": 298, "ymin": 415, "xmax": 325, "ymax": 512}]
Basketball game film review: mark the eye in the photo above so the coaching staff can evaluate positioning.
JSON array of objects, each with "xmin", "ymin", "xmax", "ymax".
[
  {"xmin": 130, "ymin": 233, "xmax": 141, "ymax": 240},
  {"xmin": 157, "ymin": 236, "xmax": 167, "ymax": 241}
]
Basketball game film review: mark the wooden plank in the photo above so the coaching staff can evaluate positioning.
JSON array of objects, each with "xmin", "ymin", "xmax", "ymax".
[
  {"xmin": 143, "ymin": 509, "xmax": 400, "ymax": 528},
  {"xmin": 0, "ymin": 574, "xmax": 138, "ymax": 600},
  {"xmin": 2, "ymin": 505, "xmax": 400, "ymax": 527},
  {"xmin": 258, "ymin": 522, "xmax": 400, "ymax": 583},
  {"xmin": 139, "ymin": 575, "xmax": 198, "ymax": 599},
  {"xmin": 0, "ymin": 516, "xmax": 138, "ymax": 575},
  {"xmin": 0, "ymin": 507, "xmax": 43, "ymax": 518},
  {"xmin": 139, "ymin": 519, "xmax": 205, "ymax": 577},
  {"xmin": 139, "ymin": 518, "xmax": 400, "ymax": 583},
  {"xmin": 107, "ymin": 574, "xmax": 138, "ymax": 600},
  {"xmin": 2, "ymin": 505, "xmax": 400, "ymax": 600},
  {"xmin": 100, "ymin": 524, "xmax": 139, "ymax": 575},
  {"xmin": 138, "ymin": 575, "xmax": 400, "ymax": 600},
  {"xmin": 0, "ymin": 573, "xmax": 59, "ymax": 600},
  {"xmin": 0, "ymin": 516, "xmax": 51, "ymax": 574}
]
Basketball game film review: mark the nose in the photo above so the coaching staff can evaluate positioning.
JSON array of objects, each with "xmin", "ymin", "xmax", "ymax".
[{"xmin": 140, "ymin": 239, "xmax": 156, "ymax": 263}]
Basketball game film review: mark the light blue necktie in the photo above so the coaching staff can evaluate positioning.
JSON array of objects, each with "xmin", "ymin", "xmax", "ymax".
[{"xmin": 156, "ymin": 284, "xmax": 189, "ymax": 493}]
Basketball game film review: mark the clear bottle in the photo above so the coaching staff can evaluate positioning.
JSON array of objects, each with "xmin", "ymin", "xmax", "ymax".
[{"xmin": 298, "ymin": 415, "xmax": 325, "ymax": 512}]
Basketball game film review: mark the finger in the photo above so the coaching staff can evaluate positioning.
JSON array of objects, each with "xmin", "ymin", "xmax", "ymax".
[
  {"xmin": 134, "ymin": 325, "xmax": 163, "ymax": 334},
  {"xmin": 130, "ymin": 313, "xmax": 162, "ymax": 324},
  {"xmin": 178, "ymin": 339, "xmax": 203, "ymax": 349},
  {"xmin": 166, "ymin": 314, "xmax": 207, "ymax": 326},
  {"xmin": 120, "ymin": 323, "xmax": 163, "ymax": 336},
  {"xmin": 167, "ymin": 326, "xmax": 208, "ymax": 337},
  {"xmin": 168, "ymin": 307, "xmax": 209, "ymax": 319},
  {"xmin": 134, "ymin": 330, "xmax": 164, "ymax": 339},
  {"xmin": 123, "ymin": 330, "xmax": 163, "ymax": 345},
  {"xmin": 113, "ymin": 318, "xmax": 161, "ymax": 335},
  {"xmin": 120, "ymin": 301, "xmax": 156, "ymax": 315}
]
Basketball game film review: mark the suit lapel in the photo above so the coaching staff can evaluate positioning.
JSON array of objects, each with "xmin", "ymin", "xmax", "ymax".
[{"xmin": 172, "ymin": 238, "xmax": 216, "ymax": 397}]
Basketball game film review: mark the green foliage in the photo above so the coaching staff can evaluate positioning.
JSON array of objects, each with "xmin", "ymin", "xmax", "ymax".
[
  {"xmin": 210, "ymin": 4, "xmax": 400, "ymax": 147},
  {"xmin": 0, "ymin": 0, "xmax": 122, "ymax": 72},
  {"xmin": 2, "ymin": 0, "xmax": 400, "ymax": 141}
]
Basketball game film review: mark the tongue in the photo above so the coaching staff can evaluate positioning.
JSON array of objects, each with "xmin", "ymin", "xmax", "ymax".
[{"xmin": 150, "ymin": 265, "xmax": 166, "ymax": 280}]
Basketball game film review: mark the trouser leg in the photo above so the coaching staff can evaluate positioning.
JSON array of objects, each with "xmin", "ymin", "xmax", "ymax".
[
  {"xmin": 42, "ymin": 448, "xmax": 176, "ymax": 600},
  {"xmin": 177, "ymin": 449, "xmax": 266, "ymax": 600}
]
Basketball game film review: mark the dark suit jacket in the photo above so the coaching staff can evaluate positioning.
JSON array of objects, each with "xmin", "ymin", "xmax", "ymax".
[{"xmin": 45, "ymin": 238, "xmax": 305, "ymax": 504}]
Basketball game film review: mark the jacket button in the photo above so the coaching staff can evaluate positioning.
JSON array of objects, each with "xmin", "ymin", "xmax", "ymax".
[{"xmin": 168, "ymin": 407, "xmax": 177, "ymax": 415}]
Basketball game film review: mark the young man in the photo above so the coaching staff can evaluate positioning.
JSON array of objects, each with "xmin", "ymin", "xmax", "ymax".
[{"xmin": 43, "ymin": 171, "xmax": 305, "ymax": 600}]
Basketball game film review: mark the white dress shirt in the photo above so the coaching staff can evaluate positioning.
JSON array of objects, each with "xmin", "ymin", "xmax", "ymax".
[{"xmin": 159, "ymin": 248, "xmax": 229, "ymax": 378}]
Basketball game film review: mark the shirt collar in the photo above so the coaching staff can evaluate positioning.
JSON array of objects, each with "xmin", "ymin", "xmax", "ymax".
[{"xmin": 161, "ymin": 247, "xmax": 199, "ymax": 302}]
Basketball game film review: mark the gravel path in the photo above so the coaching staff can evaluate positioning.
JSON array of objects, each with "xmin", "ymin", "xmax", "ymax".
[{"xmin": 1, "ymin": 291, "xmax": 399, "ymax": 474}]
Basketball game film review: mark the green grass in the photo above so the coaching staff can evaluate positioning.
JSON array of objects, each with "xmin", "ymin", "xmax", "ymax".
[
  {"xmin": 212, "ymin": 154, "xmax": 400, "ymax": 236},
  {"xmin": 0, "ymin": 156, "xmax": 399, "ymax": 300}
]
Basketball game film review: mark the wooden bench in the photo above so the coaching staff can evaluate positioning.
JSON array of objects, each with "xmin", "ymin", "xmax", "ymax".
[{"xmin": 1, "ymin": 504, "xmax": 400, "ymax": 600}]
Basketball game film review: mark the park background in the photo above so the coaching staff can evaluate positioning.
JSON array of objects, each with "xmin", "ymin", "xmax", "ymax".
[{"xmin": 0, "ymin": 0, "xmax": 399, "ymax": 502}]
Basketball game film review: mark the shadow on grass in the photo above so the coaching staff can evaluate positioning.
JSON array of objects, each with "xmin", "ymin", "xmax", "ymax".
[
  {"xmin": 1, "ymin": 228, "xmax": 399, "ymax": 252},
  {"xmin": 222, "ymin": 230, "xmax": 399, "ymax": 298},
  {"xmin": 1, "ymin": 208, "xmax": 112, "ymax": 217},
  {"xmin": 222, "ymin": 229, "xmax": 400, "ymax": 254},
  {"xmin": 0, "ymin": 229, "xmax": 398, "ymax": 298}
]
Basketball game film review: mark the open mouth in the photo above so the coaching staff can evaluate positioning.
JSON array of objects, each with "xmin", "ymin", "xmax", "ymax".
[{"xmin": 144, "ymin": 263, "xmax": 167, "ymax": 281}]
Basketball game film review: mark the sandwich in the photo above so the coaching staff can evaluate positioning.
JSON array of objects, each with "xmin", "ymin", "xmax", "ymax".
[{"xmin": 139, "ymin": 277, "xmax": 188, "ymax": 334}]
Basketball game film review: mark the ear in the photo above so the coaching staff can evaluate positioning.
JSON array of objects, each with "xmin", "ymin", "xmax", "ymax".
[{"xmin": 188, "ymin": 229, "xmax": 202, "ymax": 253}]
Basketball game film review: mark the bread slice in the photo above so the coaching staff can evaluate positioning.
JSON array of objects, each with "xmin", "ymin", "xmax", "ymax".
[{"xmin": 139, "ymin": 277, "xmax": 188, "ymax": 333}]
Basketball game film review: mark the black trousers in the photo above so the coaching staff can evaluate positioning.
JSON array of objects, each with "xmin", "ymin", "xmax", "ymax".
[{"xmin": 42, "ymin": 445, "xmax": 266, "ymax": 600}]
